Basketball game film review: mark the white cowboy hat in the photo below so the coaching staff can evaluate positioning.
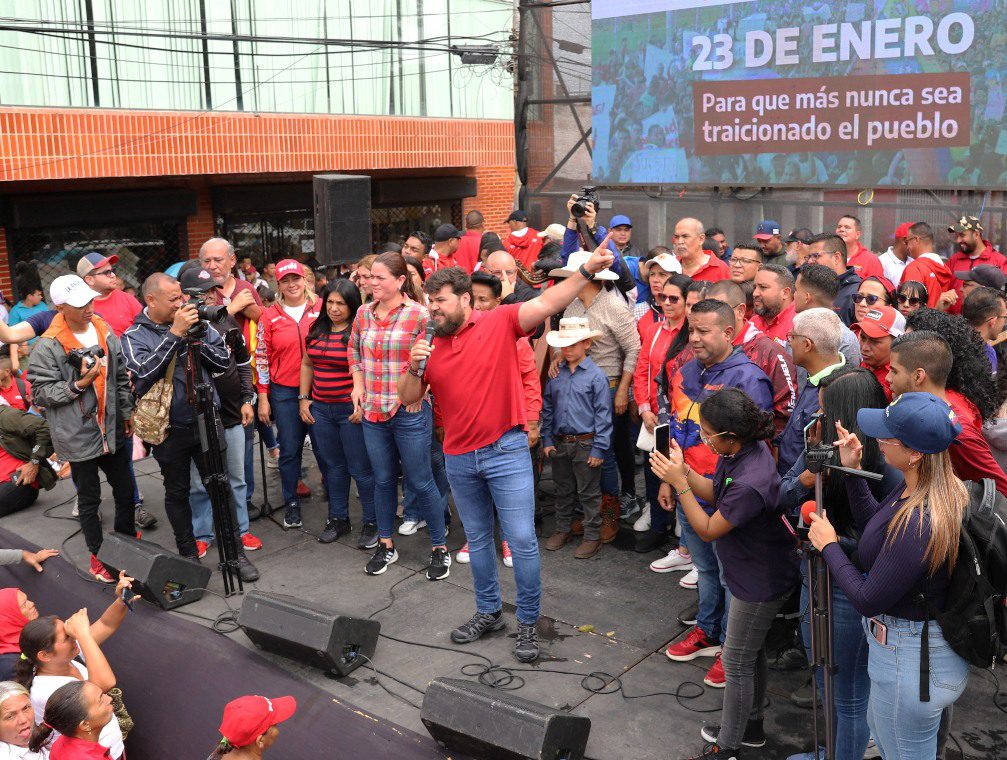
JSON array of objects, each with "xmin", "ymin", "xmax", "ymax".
[
  {"xmin": 538, "ymin": 223, "xmax": 568, "ymax": 241},
  {"xmin": 639, "ymin": 252, "xmax": 682, "ymax": 277},
  {"xmin": 545, "ymin": 317, "xmax": 604, "ymax": 348},
  {"xmin": 548, "ymin": 250, "xmax": 619, "ymax": 281}
]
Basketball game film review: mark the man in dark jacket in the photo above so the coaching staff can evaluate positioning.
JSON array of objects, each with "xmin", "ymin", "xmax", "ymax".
[
  {"xmin": 806, "ymin": 233, "xmax": 861, "ymax": 326},
  {"xmin": 121, "ymin": 272, "xmax": 258, "ymax": 581},
  {"xmin": 0, "ymin": 404, "xmax": 56, "ymax": 515}
]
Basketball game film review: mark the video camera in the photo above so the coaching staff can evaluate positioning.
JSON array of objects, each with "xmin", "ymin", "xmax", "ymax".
[
  {"xmin": 570, "ymin": 186, "xmax": 600, "ymax": 219},
  {"xmin": 67, "ymin": 346, "xmax": 105, "ymax": 374}
]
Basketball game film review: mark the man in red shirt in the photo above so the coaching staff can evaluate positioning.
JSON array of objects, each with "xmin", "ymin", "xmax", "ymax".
[
  {"xmin": 76, "ymin": 253, "xmax": 142, "ymax": 337},
  {"xmin": 503, "ymin": 210, "xmax": 543, "ymax": 270},
  {"xmin": 751, "ymin": 264, "xmax": 795, "ymax": 348},
  {"xmin": 674, "ymin": 218, "xmax": 729, "ymax": 282},
  {"xmin": 455, "ymin": 211, "xmax": 485, "ymax": 274},
  {"xmin": 0, "ymin": 357, "xmax": 30, "ymax": 411},
  {"xmin": 427, "ymin": 224, "xmax": 462, "ymax": 274},
  {"xmin": 888, "ymin": 330, "xmax": 1007, "ymax": 496},
  {"xmin": 947, "ymin": 215, "xmax": 1007, "ymax": 297},
  {"xmin": 836, "ymin": 214, "xmax": 888, "ymax": 285},
  {"xmin": 852, "ymin": 304, "xmax": 905, "ymax": 400},
  {"xmin": 399, "ymin": 247, "xmax": 615, "ymax": 664},
  {"xmin": 200, "ymin": 238, "xmax": 264, "ymax": 337},
  {"xmin": 901, "ymin": 222, "xmax": 958, "ymax": 311}
]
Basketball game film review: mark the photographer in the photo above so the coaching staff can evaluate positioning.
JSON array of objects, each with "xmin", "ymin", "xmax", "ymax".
[
  {"xmin": 121, "ymin": 273, "xmax": 257, "ymax": 579},
  {"xmin": 26, "ymin": 275, "xmax": 135, "ymax": 584},
  {"xmin": 0, "ymin": 403, "xmax": 58, "ymax": 516},
  {"xmin": 561, "ymin": 194, "xmax": 635, "ymax": 294}
]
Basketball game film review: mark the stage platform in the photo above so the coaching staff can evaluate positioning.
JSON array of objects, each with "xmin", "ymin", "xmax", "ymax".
[{"xmin": 4, "ymin": 446, "xmax": 1005, "ymax": 759}]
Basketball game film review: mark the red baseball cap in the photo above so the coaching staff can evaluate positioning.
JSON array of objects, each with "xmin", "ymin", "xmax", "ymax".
[
  {"xmin": 852, "ymin": 305, "xmax": 906, "ymax": 339},
  {"xmin": 894, "ymin": 222, "xmax": 913, "ymax": 240},
  {"xmin": 219, "ymin": 695, "xmax": 296, "ymax": 747},
  {"xmin": 275, "ymin": 259, "xmax": 305, "ymax": 280}
]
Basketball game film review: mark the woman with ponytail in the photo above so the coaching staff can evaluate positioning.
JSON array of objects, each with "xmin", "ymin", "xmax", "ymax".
[
  {"xmin": 28, "ymin": 680, "xmax": 110, "ymax": 758},
  {"xmin": 650, "ymin": 387, "xmax": 800, "ymax": 760},
  {"xmin": 207, "ymin": 694, "xmax": 296, "ymax": 759},
  {"xmin": 0, "ymin": 681, "xmax": 45, "ymax": 758}
]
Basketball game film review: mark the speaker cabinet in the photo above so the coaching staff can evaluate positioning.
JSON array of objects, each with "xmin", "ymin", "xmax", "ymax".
[
  {"xmin": 97, "ymin": 534, "xmax": 212, "ymax": 610},
  {"xmin": 238, "ymin": 591, "xmax": 380, "ymax": 676},
  {"xmin": 421, "ymin": 677, "xmax": 591, "ymax": 760},
  {"xmin": 313, "ymin": 174, "xmax": 371, "ymax": 265}
]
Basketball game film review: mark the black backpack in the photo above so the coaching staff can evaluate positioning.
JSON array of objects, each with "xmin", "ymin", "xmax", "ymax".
[{"xmin": 915, "ymin": 478, "xmax": 1007, "ymax": 700}]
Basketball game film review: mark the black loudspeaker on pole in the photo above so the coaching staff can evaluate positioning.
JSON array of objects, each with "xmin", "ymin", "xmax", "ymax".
[{"xmin": 313, "ymin": 174, "xmax": 372, "ymax": 266}]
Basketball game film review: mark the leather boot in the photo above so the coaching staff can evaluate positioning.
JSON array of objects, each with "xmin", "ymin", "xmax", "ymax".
[
  {"xmin": 546, "ymin": 531, "xmax": 572, "ymax": 551},
  {"xmin": 600, "ymin": 495, "xmax": 620, "ymax": 544},
  {"xmin": 575, "ymin": 539, "xmax": 602, "ymax": 559},
  {"xmin": 571, "ymin": 516, "xmax": 584, "ymax": 535}
]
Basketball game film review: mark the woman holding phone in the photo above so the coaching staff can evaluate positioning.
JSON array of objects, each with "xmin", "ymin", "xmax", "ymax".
[
  {"xmin": 300, "ymin": 280, "xmax": 378, "ymax": 549},
  {"xmin": 651, "ymin": 388, "xmax": 799, "ymax": 760},
  {"xmin": 808, "ymin": 392, "xmax": 970, "ymax": 760}
]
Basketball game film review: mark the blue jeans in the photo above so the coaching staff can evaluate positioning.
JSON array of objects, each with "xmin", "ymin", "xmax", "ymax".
[
  {"xmin": 445, "ymin": 427, "xmax": 540, "ymax": 624},
  {"xmin": 403, "ymin": 433, "xmax": 452, "ymax": 524},
  {"xmin": 311, "ymin": 401, "xmax": 376, "ymax": 523},
  {"xmin": 865, "ymin": 615, "xmax": 968, "ymax": 760},
  {"xmin": 243, "ymin": 422, "xmax": 255, "ymax": 505},
  {"xmin": 362, "ymin": 403, "xmax": 445, "ymax": 546},
  {"xmin": 800, "ymin": 564, "xmax": 871, "ymax": 760},
  {"xmin": 269, "ymin": 384, "xmax": 317, "ymax": 506},
  {"xmin": 678, "ymin": 504, "xmax": 726, "ymax": 642},
  {"xmin": 600, "ymin": 385, "xmax": 619, "ymax": 496},
  {"xmin": 190, "ymin": 423, "xmax": 251, "ymax": 542}
]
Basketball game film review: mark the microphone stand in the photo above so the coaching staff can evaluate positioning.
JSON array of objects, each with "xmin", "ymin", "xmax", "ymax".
[{"xmin": 801, "ymin": 444, "xmax": 882, "ymax": 760}]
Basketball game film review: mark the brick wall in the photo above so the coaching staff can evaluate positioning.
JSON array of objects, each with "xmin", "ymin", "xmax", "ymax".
[
  {"xmin": 187, "ymin": 185, "xmax": 216, "ymax": 259},
  {"xmin": 462, "ymin": 165, "xmax": 518, "ymax": 238},
  {"xmin": 0, "ymin": 228, "xmax": 8, "ymax": 301}
]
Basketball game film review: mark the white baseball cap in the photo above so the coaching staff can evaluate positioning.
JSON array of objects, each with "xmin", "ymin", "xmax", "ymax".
[{"xmin": 49, "ymin": 275, "xmax": 101, "ymax": 308}]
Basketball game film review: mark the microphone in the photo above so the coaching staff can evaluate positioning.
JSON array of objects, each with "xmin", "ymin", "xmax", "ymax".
[
  {"xmin": 800, "ymin": 500, "xmax": 817, "ymax": 526},
  {"xmin": 415, "ymin": 321, "xmax": 437, "ymax": 378}
]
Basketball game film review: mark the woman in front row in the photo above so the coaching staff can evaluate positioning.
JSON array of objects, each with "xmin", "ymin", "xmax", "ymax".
[
  {"xmin": 809, "ymin": 392, "xmax": 969, "ymax": 760},
  {"xmin": 652, "ymin": 388, "xmax": 799, "ymax": 760}
]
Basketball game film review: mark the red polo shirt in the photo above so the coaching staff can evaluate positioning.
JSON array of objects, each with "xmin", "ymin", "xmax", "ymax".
[
  {"xmin": 684, "ymin": 254, "xmax": 729, "ymax": 283},
  {"xmin": 423, "ymin": 304, "xmax": 530, "ymax": 455},
  {"xmin": 50, "ymin": 734, "xmax": 113, "ymax": 759},
  {"xmin": 863, "ymin": 361, "xmax": 892, "ymax": 400},
  {"xmin": 455, "ymin": 230, "xmax": 483, "ymax": 273},
  {"xmin": 751, "ymin": 302, "xmax": 795, "ymax": 347}
]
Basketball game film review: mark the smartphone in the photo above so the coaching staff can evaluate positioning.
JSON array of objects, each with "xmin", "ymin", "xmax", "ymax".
[
  {"xmin": 654, "ymin": 424, "xmax": 670, "ymax": 458},
  {"xmin": 868, "ymin": 617, "xmax": 888, "ymax": 646}
]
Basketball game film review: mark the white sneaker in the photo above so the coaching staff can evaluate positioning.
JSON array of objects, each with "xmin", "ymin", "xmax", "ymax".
[
  {"xmin": 398, "ymin": 519, "xmax": 426, "ymax": 536},
  {"xmin": 456, "ymin": 542, "xmax": 470, "ymax": 563},
  {"xmin": 633, "ymin": 510, "xmax": 651, "ymax": 532},
  {"xmin": 863, "ymin": 738, "xmax": 881, "ymax": 759},
  {"xmin": 71, "ymin": 496, "xmax": 79, "ymax": 517},
  {"xmin": 650, "ymin": 548, "xmax": 695, "ymax": 574},
  {"xmin": 679, "ymin": 567, "xmax": 699, "ymax": 589},
  {"xmin": 266, "ymin": 448, "xmax": 280, "ymax": 469},
  {"xmin": 303, "ymin": 435, "xmax": 312, "ymax": 449}
]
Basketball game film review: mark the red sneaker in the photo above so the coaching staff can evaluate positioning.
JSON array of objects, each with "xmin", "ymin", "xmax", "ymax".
[
  {"xmin": 296, "ymin": 480, "xmax": 311, "ymax": 498},
  {"xmin": 195, "ymin": 540, "xmax": 209, "ymax": 559},
  {"xmin": 89, "ymin": 555, "xmax": 114, "ymax": 583},
  {"xmin": 241, "ymin": 533, "xmax": 263, "ymax": 551},
  {"xmin": 502, "ymin": 540, "xmax": 513, "ymax": 568},
  {"xmin": 665, "ymin": 626, "xmax": 722, "ymax": 662},
  {"xmin": 704, "ymin": 652, "xmax": 726, "ymax": 688}
]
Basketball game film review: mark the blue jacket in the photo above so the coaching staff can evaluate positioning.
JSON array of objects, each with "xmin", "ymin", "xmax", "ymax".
[
  {"xmin": 776, "ymin": 379, "xmax": 821, "ymax": 476},
  {"xmin": 561, "ymin": 225, "xmax": 635, "ymax": 294},
  {"xmin": 121, "ymin": 310, "xmax": 230, "ymax": 428}
]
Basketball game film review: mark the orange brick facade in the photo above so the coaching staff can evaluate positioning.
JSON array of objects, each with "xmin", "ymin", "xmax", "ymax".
[{"xmin": 0, "ymin": 107, "xmax": 516, "ymax": 296}]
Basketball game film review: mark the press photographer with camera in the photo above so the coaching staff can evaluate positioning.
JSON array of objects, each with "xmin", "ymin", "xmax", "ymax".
[
  {"xmin": 560, "ymin": 190, "xmax": 635, "ymax": 294},
  {"xmin": 121, "ymin": 272, "xmax": 257, "ymax": 577},
  {"xmin": 26, "ymin": 275, "xmax": 136, "ymax": 583}
]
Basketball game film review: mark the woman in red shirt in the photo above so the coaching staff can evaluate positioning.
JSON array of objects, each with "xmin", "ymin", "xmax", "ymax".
[
  {"xmin": 29, "ymin": 680, "xmax": 113, "ymax": 759},
  {"xmin": 255, "ymin": 259, "xmax": 321, "ymax": 530},
  {"xmin": 299, "ymin": 280, "xmax": 377, "ymax": 549}
]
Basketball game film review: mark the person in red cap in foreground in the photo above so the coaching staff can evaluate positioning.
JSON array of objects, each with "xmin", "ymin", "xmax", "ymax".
[
  {"xmin": 209, "ymin": 694, "xmax": 297, "ymax": 759},
  {"xmin": 851, "ymin": 304, "xmax": 905, "ymax": 400}
]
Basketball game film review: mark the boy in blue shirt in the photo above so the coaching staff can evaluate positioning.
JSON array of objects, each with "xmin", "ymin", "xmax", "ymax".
[{"xmin": 541, "ymin": 318, "xmax": 613, "ymax": 558}]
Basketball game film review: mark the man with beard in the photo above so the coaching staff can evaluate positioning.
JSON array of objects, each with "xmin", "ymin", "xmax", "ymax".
[
  {"xmin": 398, "ymin": 248, "xmax": 615, "ymax": 664},
  {"xmin": 947, "ymin": 215, "xmax": 1007, "ymax": 301},
  {"xmin": 751, "ymin": 264, "xmax": 796, "ymax": 347}
]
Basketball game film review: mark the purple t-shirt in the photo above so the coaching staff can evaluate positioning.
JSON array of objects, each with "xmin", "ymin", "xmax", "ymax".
[
  {"xmin": 24, "ymin": 309, "xmax": 56, "ymax": 335},
  {"xmin": 713, "ymin": 441, "xmax": 800, "ymax": 603}
]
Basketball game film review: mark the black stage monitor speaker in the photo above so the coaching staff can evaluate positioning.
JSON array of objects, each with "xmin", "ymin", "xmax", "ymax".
[
  {"xmin": 238, "ymin": 591, "xmax": 380, "ymax": 676},
  {"xmin": 97, "ymin": 534, "xmax": 212, "ymax": 611},
  {"xmin": 421, "ymin": 677, "xmax": 591, "ymax": 760},
  {"xmin": 313, "ymin": 174, "xmax": 371, "ymax": 266}
]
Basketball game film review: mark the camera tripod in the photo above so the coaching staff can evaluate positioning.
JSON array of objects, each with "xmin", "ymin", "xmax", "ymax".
[
  {"xmin": 184, "ymin": 333, "xmax": 243, "ymax": 597},
  {"xmin": 801, "ymin": 443, "xmax": 882, "ymax": 760}
]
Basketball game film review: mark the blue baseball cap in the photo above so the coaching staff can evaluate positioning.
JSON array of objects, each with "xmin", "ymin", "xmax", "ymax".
[
  {"xmin": 610, "ymin": 214, "xmax": 633, "ymax": 229},
  {"xmin": 754, "ymin": 220, "xmax": 781, "ymax": 240},
  {"xmin": 857, "ymin": 392, "xmax": 961, "ymax": 455}
]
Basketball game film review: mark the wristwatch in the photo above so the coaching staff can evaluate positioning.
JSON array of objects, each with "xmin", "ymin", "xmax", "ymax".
[{"xmin": 297, "ymin": 394, "xmax": 310, "ymax": 401}]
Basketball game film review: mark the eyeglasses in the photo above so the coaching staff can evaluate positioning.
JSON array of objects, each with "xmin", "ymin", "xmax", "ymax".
[
  {"xmin": 786, "ymin": 331, "xmax": 810, "ymax": 343},
  {"xmin": 805, "ymin": 252, "xmax": 829, "ymax": 263},
  {"xmin": 699, "ymin": 429, "xmax": 729, "ymax": 447},
  {"xmin": 731, "ymin": 255, "xmax": 761, "ymax": 266},
  {"xmin": 897, "ymin": 294, "xmax": 922, "ymax": 306},
  {"xmin": 877, "ymin": 438, "xmax": 904, "ymax": 449},
  {"xmin": 655, "ymin": 293, "xmax": 681, "ymax": 304},
  {"xmin": 852, "ymin": 293, "xmax": 884, "ymax": 305}
]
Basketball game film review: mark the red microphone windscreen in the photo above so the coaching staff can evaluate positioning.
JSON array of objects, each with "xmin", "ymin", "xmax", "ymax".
[{"xmin": 800, "ymin": 501, "xmax": 817, "ymax": 525}]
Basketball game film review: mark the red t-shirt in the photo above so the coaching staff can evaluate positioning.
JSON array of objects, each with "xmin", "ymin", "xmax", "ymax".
[
  {"xmin": 863, "ymin": 361, "xmax": 892, "ymax": 400},
  {"xmin": 50, "ymin": 734, "xmax": 113, "ymax": 759},
  {"xmin": 848, "ymin": 245, "xmax": 890, "ymax": 288},
  {"xmin": 0, "ymin": 378, "xmax": 30, "ymax": 411},
  {"xmin": 750, "ymin": 302, "xmax": 795, "ymax": 348},
  {"xmin": 946, "ymin": 389, "xmax": 1007, "ymax": 497},
  {"xmin": 91, "ymin": 289, "xmax": 142, "ymax": 337},
  {"xmin": 424, "ymin": 304, "xmax": 530, "ymax": 455},
  {"xmin": 0, "ymin": 447, "xmax": 25, "ymax": 483},
  {"xmin": 455, "ymin": 230, "xmax": 484, "ymax": 274},
  {"xmin": 220, "ymin": 278, "xmax": 265, "ymax": 337},
  {"xmin": 684, "ymin": 254, "xmax": 729, "ymax": 283}
]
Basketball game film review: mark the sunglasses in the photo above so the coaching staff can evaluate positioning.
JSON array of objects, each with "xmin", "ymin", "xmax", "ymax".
[
  {"xmin": 852, "ymin": 293, "xmax": 884, "ymax": 305},
  {"xmin": 897, "ymin": 294, "xmax": 922, "ymax": 306},
  {"xmin": 655, "ymin": 293, "xmax": 682, "ymax": 304}
]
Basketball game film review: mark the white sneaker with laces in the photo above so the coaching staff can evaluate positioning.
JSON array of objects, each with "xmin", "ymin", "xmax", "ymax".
[
  {"xmin": 398, "ymin": 519, "xmax": 426, "ymax": 536},
  {"xmin": 633, "ymin": 510, "xmax": 651, "ymax": 532},
  {"xmin": 679, "ymin": 567, "xmax": 699, "ymax": 589},
  {"xmin": 456, "ymin": 542, "xmax": 470, "ymax": 563},
  {"xmin": 650, "ymin": 547, "xmax": 695, "ymax": 574}
]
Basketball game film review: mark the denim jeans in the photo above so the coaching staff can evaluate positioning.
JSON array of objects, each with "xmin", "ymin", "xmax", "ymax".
[
  {"xmin": 190, "ymin": 423, "xmax": 251, "ymax": 542},
  {"xmin": 678, "ymin": 504, "xmax": 726, "ymax": 642},
  {"xmin": 600, "ymin": 384, "xmax": 619, "ymax": 496},
  {"xmin": 800, "ymin": 564, "xmax": 871, "ymax": 760},
  {"xmin": 719, "ymin": 592, "xmax": 789, "ymax": 750},
  {"xmin": 644, "ymin": 466, "xmax": 671, "ymax": 533},
  {"xmin": 402, "ymin": 432, "xmax": 451, "ymax": 525},
  {"xmin": 444, "ymin": 427, "xmax": 540, "ymax": 624},
  {"xmin": 311, "ymin": 401, "xmax": 376, "ymax": 523},
  {"xmin": 865, "ymin": 615, "xmax": 968, "ymax": 760},
  {"xmin": 362, "ymin": 403, "xmax": 445, "ymax": 546},
  {"xmin": 243, "ymin": 422, "xmax": 255, "ymax": 506},
  {"xmin": 269, "ymin": 383, "xmax": 317, "ymax": 506}
]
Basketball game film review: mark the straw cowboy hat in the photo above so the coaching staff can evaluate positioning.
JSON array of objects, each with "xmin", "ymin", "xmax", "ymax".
[
  {"xmin": 546, "ymin": 317, "xmax": 604, "ymax": 348},
  {"xmin": 548, "ymin": 250, "xmax": 620, "ymax": 281}
]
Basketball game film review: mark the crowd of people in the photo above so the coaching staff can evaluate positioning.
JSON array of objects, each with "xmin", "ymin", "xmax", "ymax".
[{"xmin": 0, "ymin": 200, "xmax": 1004, "ymax": 759}]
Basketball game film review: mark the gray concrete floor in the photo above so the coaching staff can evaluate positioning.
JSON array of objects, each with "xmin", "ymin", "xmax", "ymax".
[{"xmin": 5, "ymin": 445, "xmax": 1004, "ymax": 760}]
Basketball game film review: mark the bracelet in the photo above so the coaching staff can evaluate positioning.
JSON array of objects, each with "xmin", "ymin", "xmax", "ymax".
[
  {"xmin": 676, "ymin": 485, "xmax": 692, "ymax": 497},
  {"xmin": 578, "ymin": 264, "xmax": 593, "ymax": 280},
  {"xmin": 407, "ymin": 366, "xmax": 422, "ymax": 377}
]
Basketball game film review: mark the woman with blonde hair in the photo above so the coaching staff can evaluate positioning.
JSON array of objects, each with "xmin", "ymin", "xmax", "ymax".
[{"xmin": 808, "ymin": 392, "xmax": 969, "ymax": 760}]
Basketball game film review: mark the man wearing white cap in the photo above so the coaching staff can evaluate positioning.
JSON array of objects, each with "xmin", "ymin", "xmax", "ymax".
[{"xmin": 26, "ymin": 275, "xmax": 136, "ymax": 583}]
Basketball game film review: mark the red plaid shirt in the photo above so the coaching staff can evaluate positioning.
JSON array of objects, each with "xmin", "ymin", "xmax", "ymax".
[{"xmin": 350, "ymin": 299, "xmax": 428, "ymax": 422}]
